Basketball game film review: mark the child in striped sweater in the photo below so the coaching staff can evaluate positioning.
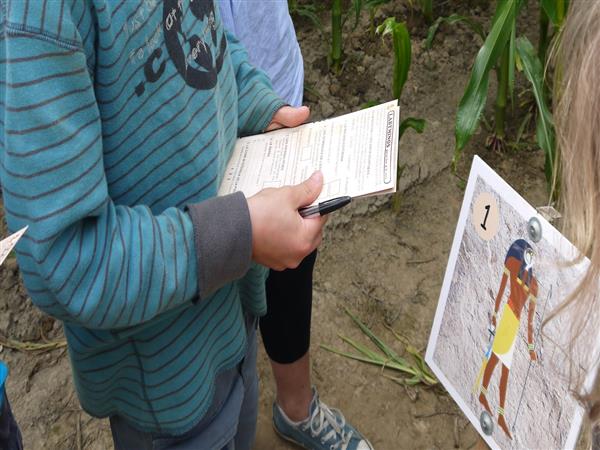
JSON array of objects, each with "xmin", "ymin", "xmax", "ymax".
[{"xmin": 0, "ymin": 1, "xmax": 326, "ymax": 448}]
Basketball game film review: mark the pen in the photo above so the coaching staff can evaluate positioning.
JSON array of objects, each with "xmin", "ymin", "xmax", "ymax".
[{"xmin": 299, "ymin": 196, "xmax": 352, "ymax": 218}]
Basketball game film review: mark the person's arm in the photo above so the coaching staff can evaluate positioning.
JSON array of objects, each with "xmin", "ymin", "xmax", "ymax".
[
  {"xmin": 0, "ymin": 33, "xmax": 249, "ymax": 330},
  {"xmin": 224, "ymin": 30, "xmax": 287, "ymax": 136}
]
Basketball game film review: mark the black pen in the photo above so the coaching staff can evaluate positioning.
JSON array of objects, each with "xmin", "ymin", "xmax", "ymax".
[{"xmin": 299, "ymin": 196, "xmax": 352, "ymax": 218}]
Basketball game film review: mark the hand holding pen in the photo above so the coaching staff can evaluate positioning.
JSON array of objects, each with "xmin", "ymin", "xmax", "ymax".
[{"xmin": 247, "ymin": 171, "xmax": 327, "ymax": 271}]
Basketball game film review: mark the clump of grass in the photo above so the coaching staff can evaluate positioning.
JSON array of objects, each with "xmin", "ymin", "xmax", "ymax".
[{"xmin": 321, "ymin": 308, "xmax": 438, "ymax": 387}]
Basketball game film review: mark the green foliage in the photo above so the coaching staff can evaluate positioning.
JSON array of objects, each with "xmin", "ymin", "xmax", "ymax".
[
  {"xmin": 330, "ymin": 0, "xmax": 388, "ymax": 73},
  {"xmin": 406, "ymin": 0, "xmax": 435, "ymax": 24},
  {"xmin": 362, "ymin": 0, "xmax": 392, "ymax": 11},
  {"xmin": 420, "ymin": 0, "xmax": 434, "ymax": 24},
  {"xmin": 425, "ymin": 14, "xmax": 484, "ymax": 50},
  {"xmin": 541, "ymin": 0, "xmax": 568, "ymax": 27},
  {"xmin": 331, "ymin": 0, "xmax": 343, "ymax": 73},
  {"xmin": 516, "ymin": 36, "xmax": 556, "ymax": 190},
  {"xmin": 399, "ymin": 117, "xmax": 425, "ymax": 139},
  {"xmin": 507, "ymin": 19, "xmax": 516, "ymax": 104},
  {"xmin": 360, "ymin": 100, "xmax": 380, "ymax": 109},
  {"xmin": 321, "ymin": 309, "xmax": 438, "ymax": 387},
  {"xmin": 351, "ymin": 0, "xmax": 363, "ymax": 28},
  {"xmin": 376, "ymin": 17, "xmax": 424, "ymax": 211},
  {"xmin": 449, "ymin": 0, "xmax": 566, "ymax": 197},
  {"xmin": 352, "ymin": 0, "xmax": 392, "ymax": 36},
  {"xmin": 376, "ymin": 18, "xmax": 411, "ymax": 100},
  {"xmin": 453, "ymin": 0, "xmax": 520, "ymax": 168},
  {"xmin": 539, "ymin": 0, "xmax": 569, "ymax": 64},
  {"xmin": 288, "ymin": 0, "xmax": 324, "ymax": 32}
]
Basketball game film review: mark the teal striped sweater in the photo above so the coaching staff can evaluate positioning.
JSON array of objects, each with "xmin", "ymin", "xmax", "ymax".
[{"xmin": 0, "ymin": 0, "xmax": 284, "ymax": 435}]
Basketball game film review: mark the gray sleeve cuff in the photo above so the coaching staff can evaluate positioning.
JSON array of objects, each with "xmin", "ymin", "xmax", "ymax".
[{"xmin": 187, "ymin": 191, "xmax": 252, "ymax": 300}]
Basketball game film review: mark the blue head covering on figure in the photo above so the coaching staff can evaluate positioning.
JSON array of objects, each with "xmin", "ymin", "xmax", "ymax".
[{"xmin": 504, "ymin": 239, "xmax": 534, "ymax": 287}]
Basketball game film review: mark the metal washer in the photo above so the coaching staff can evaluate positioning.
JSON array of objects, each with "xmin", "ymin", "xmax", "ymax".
[
  {"xmin": 527, "ymin": 217, "xmax": 542, "ymax": 243},
  {"xmin": 480, "ymin": 410, "xmax": 493, "ymax": 435}
]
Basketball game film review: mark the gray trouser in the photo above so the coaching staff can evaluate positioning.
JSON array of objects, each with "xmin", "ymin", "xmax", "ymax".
[{"xmin": 110, "ymin": 315, "xmax": 259, "ymax": 450}]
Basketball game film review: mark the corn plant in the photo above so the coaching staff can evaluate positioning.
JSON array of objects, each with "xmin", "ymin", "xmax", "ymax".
[
  {"xmin": 539, "ymin": 0, "xmax": 568, "ymax": 64},
  {"xmin": 452, "ymin": 0, "xmax": 525, "ymax": 169},
  {"xmin": 331, "ymin": 0, "xmax": 343, "ymax": 73},
  {"xmin": 357, "ymin": 0, "xmax": 392, "ymax": 36},
  {"xmin": 419, "ymin": 0, "xmax": 434, "ymax": 24},
  {"xmin": 452, "ymin": 0, "xmax": 569, "ymax": 188},
  {"xmin": 377, "ymin": 17, "xmax": 425, "ymax": 210},
  {"xmin": 321, "ymin": 309, "xmax": 438, "ymax": 387},
  {"xmin": 377, "ymin": 18, "xmax": 411, "ymax": 101},
  {"xmin": 533, "ymin": 0, "xmax": 568, "ymax": 195},
  {"xmin": 329, "ymin": 0, "xmax": 371, "ymax": 73},
  {"xmin": 517, "ymin": 37, "xmax": 556, "ymax": 192}
]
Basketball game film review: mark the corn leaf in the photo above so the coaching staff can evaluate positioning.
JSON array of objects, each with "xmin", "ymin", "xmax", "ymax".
[
  {"xmin": 321, "ymin": 345, "xmax": 385, "ymax": 367},
  {"xmin": 377, "ymin": 18, "xmax": 411, "ymax": 100},
  {"xmin": 360, "ymin": 100, "xmax": 380, "ymax": 109},
  {"xmin": 344, "ymin": 308, "xmax": 409, "ymax": 365},
  {"xmin": 322, "ymin": 344, "xmax": 419, "ymax": 376},
  {"xmin": 508, "ymin": 21, "xmax": 516, "ymax": 105},
  {"xmin": 322, "ymin": 310, "xmax": 439, "ymax": 387},
  {"xmin": 516, "ymin": 36, "xmax": 555, "ymax": 187},
  {"xmin": 425, "ymin": 14, "xmax": 484, "ymax": 50},
  {"xmin": 454, "ymin": 0, "xmax": 518, "ymax": 166},
  {"xmin": 331, "ymin": 0, "xmax": 343, "ymax": 73},
  {"xmin": 291, "ymin": 4, "xmax": 324, "ymax": 33},
  {"xmin": 364, "ymin": 0, "xmax": 392, "ymax": 9},
  {"xmin": 399, "ymin": 117, "xmax": 425, "ymax": 139},
  {"xmin": 541, "ymin": 0, "xmax": 568, "ymax": 27},
  {"xmin": 351, "ymin": 0, "xmax": 362, "ymax": 29},
  {"xmin": 420, "ymin": 0, "xmax": 433, "ymax": 24},
  {"xmin": 338, "ymin": 334, "xmax": 383, "ymax": 361}
]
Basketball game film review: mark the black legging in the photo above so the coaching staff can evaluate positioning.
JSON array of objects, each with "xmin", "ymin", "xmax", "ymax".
[{"xmin": 259, "ymin": 250, "xmax": 316, "ymax": 364}]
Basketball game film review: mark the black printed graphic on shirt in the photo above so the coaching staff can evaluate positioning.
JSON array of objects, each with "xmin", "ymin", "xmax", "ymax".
[{"xmin": 135, "ymin": 0, "xmax": 227, "ymax": 97}]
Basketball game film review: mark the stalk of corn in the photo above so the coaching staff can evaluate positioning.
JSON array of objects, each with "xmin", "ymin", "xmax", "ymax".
[{"xmin": 331, "ymin": 0, "xmax": 343, "ymax": 73}]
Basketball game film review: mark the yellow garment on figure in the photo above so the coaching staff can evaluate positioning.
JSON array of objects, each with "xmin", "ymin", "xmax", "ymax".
[{"xmin": 492, "ymin": 304, "xmax": 519, "ymax": 368}]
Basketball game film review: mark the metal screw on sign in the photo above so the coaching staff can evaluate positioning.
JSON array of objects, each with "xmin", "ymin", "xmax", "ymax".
[
  {"xmin": 480, "ymin": 411, "xmax": 493, "ymax": 435},
  {"xmin": 527, "ymin": 217, "xmax": 542, "ymax": 243}
]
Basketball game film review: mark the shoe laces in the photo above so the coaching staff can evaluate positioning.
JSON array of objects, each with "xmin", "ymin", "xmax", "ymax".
[{"xmin": 304, "ymin": 398, "xmax": 353, "ymax": 450}]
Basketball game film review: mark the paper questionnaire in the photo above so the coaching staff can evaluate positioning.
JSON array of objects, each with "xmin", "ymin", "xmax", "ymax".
[{"xmin": 219, "ymin": 101, "xmax": 400, "ymax": 204}]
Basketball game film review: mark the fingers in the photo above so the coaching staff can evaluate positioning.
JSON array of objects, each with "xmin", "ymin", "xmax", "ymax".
[
  {"xmin": 266, "ymin": 105, "xmax": 310, "ymax": 131},
  {"xmin": 302, "ymin": 215, "xmax": 326, "ymax": 253},
  {"xmin": 248, "ymin": 173, "xmax": 326, "ymax": 271},
  {"xmin": 291, "ymin": 171, "xmax": 323, "ymax": 206}
]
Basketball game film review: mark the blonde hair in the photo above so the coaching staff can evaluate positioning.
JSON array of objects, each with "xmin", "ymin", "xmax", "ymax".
[{"xmin": 552, "ymin": 0, "xmax": 600, "ymax": 421}]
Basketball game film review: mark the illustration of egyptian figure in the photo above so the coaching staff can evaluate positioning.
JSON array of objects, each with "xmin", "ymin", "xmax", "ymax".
[{"xmin": 475, "ymin": 239, "xmax": 539, "ymax": 439}]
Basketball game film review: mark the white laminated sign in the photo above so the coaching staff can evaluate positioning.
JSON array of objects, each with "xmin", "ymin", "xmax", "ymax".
[
  {"xmin": 426, "ymin": 156, "xmax": 597, "ymax": 450},
  {"xmin": 0, "ymin": 226, "xmax": 27, "ymax": 267}
]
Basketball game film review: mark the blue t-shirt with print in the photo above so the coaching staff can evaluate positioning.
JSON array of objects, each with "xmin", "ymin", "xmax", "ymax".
[{"xmin": 219, "ymin": 0, "xmax": 304, "ymax": 106}]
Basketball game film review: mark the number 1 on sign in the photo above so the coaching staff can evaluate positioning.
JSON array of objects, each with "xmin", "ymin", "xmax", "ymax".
[
  {"xmin": 472, "ymin": 193, "xmax": 498, "ymax": 241},
  {"xmin": 481, "ymin": 204, "xmax": 491, "ymax": 230}
]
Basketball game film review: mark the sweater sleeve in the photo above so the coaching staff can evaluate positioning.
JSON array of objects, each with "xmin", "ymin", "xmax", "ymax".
[
  {"xmin": 225, "ymin": 30, "xmax": 286, "ymax": 136},
  {"xmin": 0, "ymin": 33, "xmax": 203, "ymax": 330}
]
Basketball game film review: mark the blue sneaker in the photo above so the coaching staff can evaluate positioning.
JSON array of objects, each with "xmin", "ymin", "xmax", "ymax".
[{"xmin": 273, "ymin": 389, "xmax": 374, "ymax": 450}]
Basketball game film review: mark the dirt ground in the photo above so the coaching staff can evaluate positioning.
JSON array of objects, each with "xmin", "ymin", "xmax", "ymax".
[{"xmin": 0, "ymin": 1, "xmax": 575, "ymax": 450}]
